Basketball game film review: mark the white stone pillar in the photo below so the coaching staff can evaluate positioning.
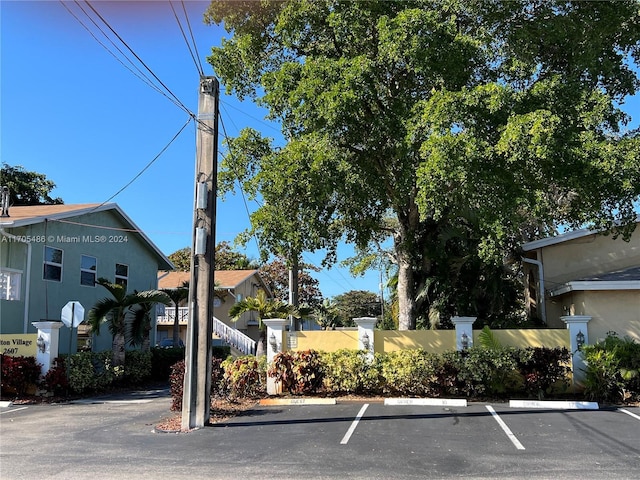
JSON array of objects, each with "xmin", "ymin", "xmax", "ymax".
[
  {"xmin": 263, "ymin": 319, "xmax": 287, "ymax": 395},
  {"xmin": 354, "ymin": 317, "xmax": 376, "ymax": 361},
  {"xmin": 561, "ymin": 315, "xmax": 591, "ymax": 387},
  {"xmin": 451, "ymin": 316, "xmax": 477, "ymax": 351},
  {"xmin": 31, "ymin": 321, "xmax": 64, "ymax": 375}
]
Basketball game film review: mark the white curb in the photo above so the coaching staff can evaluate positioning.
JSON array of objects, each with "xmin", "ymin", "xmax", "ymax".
[
  {"xmin": 509, "ymin": 400, "xmax": 599, "ymax": 410},
  {"xmin": 385, "ymin": 398, "xmax": 468, "ymax": 407}
]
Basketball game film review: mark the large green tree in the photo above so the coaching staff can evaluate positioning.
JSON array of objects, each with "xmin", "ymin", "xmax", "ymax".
[
  {"xmin": 333, "ymin": 290, "xmax": 383, "ymax": 327},
  {"xmin": 206, "ymin": 0, "xmax": 640, "ymax": 329},
  {"xmin": 0, "ymin": 163, "xmax": 63, "ymax": 205}
]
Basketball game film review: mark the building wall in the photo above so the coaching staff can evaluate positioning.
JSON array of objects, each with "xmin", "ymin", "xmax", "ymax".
[
  {"xmin": 0, "ymin": 210, "xmax": 163, "ymax": 353},
  {"xmin": 570, "ymin": 290, "xmax": 640, "ymax": 343},
  {"xmin": 536, "ymin": 230, "xmax": 640, "ymax": 286}
]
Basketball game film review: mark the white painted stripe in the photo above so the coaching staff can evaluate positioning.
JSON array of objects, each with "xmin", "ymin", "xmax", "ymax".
[
  {"xmin": 486, "ymin": 405, "xmax": 525, "ymax": 450},
  {"xmin": 384, "ymin": 398, "xmax": 467, "ymax": 407},
  {"xmin": 0, "ymin": 406, "xmax": 28, "ymax": 415},
  {"xmin": 509, "ymin": 400, "xmax": 599, "ymax": 410},
  {"xmin": 340, "ymin": 403, "xmax": 369, "ymax": 445},
  {"xmin": 71, "ymin": 399, "xmax": 153, "ymax": 405},
  {"xmin": 618, "ymin": 408, "xmax": 640, "ymax": 421}
]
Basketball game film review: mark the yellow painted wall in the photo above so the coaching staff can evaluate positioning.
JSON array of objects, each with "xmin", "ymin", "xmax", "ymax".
[
  {"xmin": 288, "ymin": 329, "xmax": 570, "ymax": 354},
  {"xmin": 576, "ymin": 291, "xmax": 640, "ymax": 343},
  {"xmin": 486, "ymin": 329, "xmax": 570, "ymax": 349},
  {"xmin": 292, "ymin": 330, "xmax": 359, "ymax": 352},
  {"xmin": 380, "ymin": 330, "xmax": 456, "ymax": 354}
]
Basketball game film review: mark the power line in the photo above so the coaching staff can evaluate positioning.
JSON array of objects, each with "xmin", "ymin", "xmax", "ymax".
[
  {"xmin": 94, "ymin": 117, "xmax": 192, "ymax": 209},
  {"xmin": 82, "ymin": 0, "xmax": 194, "ymax": 118},
  {"xmin": 60, "ymin": 1, "xmax": 170, "ymax": 104},
  {"xmin": 170, "ymin": 0, "xmax": 204, "ymax": 77}
]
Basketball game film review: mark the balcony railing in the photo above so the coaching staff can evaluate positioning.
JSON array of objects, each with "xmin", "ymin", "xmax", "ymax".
[
  {"xmin": 156, "ymin": 306, "xmax": 189, "ymax": 325},
  {"xmin": 156, "ymin": 307, "xmax": 256, "ymax": 356}
]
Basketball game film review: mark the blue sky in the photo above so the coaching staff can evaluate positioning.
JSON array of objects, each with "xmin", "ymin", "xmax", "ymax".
[
  {"xmin": 2, "ymin": 1, "xmax": 639, "ymax": 301},
  {"xmin": 1, "ymin": 0, "xmax": 382, "ymax": 299}
]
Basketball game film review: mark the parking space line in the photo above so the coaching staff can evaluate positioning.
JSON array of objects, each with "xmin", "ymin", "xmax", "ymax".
[
  {"xmin": 340, "ymin": 403, "xmax": 369, "ymax": 445},
  {"xmin": 618, "ymin": 408, "xmax": 640, "ymax": 421},
  {"xmin": 0, "ymin": 406, "xmax": 28, "ymax": 415},
  {"xmin": 486, "ymin": 405, "xmax": 525, "ymax": 450}
]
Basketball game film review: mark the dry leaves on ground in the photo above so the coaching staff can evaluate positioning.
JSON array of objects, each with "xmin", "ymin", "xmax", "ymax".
[{"xmin": 156, "ymin": 398, "xmax": 258, "ymax": 433}]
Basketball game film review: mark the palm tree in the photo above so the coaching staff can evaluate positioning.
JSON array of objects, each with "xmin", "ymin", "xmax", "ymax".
[
  {"xmin": 228, "ymin": 289, "xmax": 293, "ymax": 356},
  {"xmin": 87, "ymin": 278, "xmax": 170, "ymax": 366},
  {"xmin": 161, "ymin": 281, "xmax": 189, "ymax": 347}
]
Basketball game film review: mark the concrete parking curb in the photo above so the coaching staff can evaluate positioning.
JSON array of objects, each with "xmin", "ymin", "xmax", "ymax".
[
  {"xmin": 509, "ymin": 400, "xmax": 600, "ymax": 410},
  {"xmin": 385, "ymin": 398, "xmax": 468, "ymax": 407},
  {"xmin": 0, "ymin": 401, "xmax": 12, "ymax": 408},
  {"xmin": 259, "ymin": 398, "xmax": 337, "ymax": 406}
]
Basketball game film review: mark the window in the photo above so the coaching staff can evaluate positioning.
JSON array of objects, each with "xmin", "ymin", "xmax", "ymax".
[
  {"xmin": 115, "ymin": 263, "xmax": 128, "ymax": 290},
  {"xmin": 80, "ymin": 255, "xmax": 97, "ymax": 286},
  {"xmin": 43, "ymin": 246, "xmax": 63, "ymax": 282},
  {"xmin": 0, "ymin": 268, "xmax": 22, "ymax": 300}
]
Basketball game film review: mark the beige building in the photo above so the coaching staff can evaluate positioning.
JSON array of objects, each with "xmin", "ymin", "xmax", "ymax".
[
  {"xmin": 523, "ymin": 222, "xmax": 640, "ymax": 343},
  {"xmin": 156, "ymin": 270, "xmax": 271, "ymax": 354}
]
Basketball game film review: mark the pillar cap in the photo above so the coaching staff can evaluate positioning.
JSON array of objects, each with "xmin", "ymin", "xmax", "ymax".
[
  {"xmin": 262, "ymin": 318, "xmax": 288, "ymax": 329},
  {"xmin": 32, "ymin": 321, "xmax": 65, "ymax": 330},
  {"xmin": 561, "ymin": 315, "xmax": 592, "ymax": 324}
]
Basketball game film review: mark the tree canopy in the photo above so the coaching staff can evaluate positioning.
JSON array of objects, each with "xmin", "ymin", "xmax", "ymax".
[
  {"xmin": 259, "ymin": 257, "xmax": 323, "ymax": 308},
  {"xmin": 0, "ymin": 163, "xmax": 63, "ymax": 205},
  {"xmin": 206, "ymin": 0, "xmax": 640, "ymax": 329},
  {"xmin": 168, "ymin": 242, "xmax": 258, "ymax": 271}
]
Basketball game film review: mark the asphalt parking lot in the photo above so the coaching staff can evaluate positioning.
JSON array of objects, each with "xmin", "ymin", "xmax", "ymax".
[{"xmin": 1, "ymin": 388, "xmax": 638, "ymax": 480}]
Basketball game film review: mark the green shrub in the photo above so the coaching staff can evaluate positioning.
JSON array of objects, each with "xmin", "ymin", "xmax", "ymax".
[
  {"xmin": 583, "ymin": 334, "xmax": 640, "ymax": 404},
  {"xmin": 320, "ymin": 349, "xmax": 380, "ymax": 395},
  {"xmin": 516, "ymin": 347, "xmax": 571, "ymax": 399},
  {"xmin": 222, "ymin": 356, "xmax": 266, "ymax": 400},
  {"xmin": 377, "ymin": 350, "xmax": 438, "ymax": 396},
  {"xmin": 124, "ymin": 350, "xmax": 152, "ymax": 385},
  {"xmin": 150, "ymin": 346, "xmax": 185, "ymax": 381},
  {"xmin": 66, "ymin": 352, "xmax": 96, "ymax": 393},
  {"xmin": 458, "ymin": 347, "xmax": 523, "ymax": 398},
  {"xmin": 0, "ymin": 355, "xmax": 42, "ymax": 396},
  {"xmin": 431, "ymin": 351, "xmax": 466, "ymax": 397}
]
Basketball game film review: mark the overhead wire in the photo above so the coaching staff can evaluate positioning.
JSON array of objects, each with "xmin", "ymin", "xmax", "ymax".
[
  {"xmin": 83, "ymin": 0, "xmax": 194, "ymax": 118},
  {"xmin": 179, "ymin": 0, "xmax": 205, "ymax": 75},
  {"xmin": 170, "ymin": 0, "xmax": 204, "ymax": 77}
]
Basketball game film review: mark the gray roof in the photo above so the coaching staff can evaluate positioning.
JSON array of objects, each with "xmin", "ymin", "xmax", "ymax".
[{"xmin": 577, "ymin": 266, "xmax": 640, "ymax": 282}]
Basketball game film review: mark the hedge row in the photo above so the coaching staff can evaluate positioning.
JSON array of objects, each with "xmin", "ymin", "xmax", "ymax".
[
  {"xmin": 167, "ymin": 346, "xmax": 575, "ymax": 409},
  {"xmin": 270, "ymin": 347, "xmax": 572, "ymax": 400},
  {"xmin": 0, "ymin": 345, "xmax": 231, "ymax": 397}
]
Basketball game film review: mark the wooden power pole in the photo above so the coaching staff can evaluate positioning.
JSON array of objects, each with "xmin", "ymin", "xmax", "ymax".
[{"xmin": 182, "ymin": 76, "xmax": 219, "ymax": 430}]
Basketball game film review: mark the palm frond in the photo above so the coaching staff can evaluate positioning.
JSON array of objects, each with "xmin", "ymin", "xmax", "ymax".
[{"xmin": 478, "ymin": 325, "xmax": 503, "ymax": 350}]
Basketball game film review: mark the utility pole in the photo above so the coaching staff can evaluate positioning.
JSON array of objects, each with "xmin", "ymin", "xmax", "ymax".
[{"xmin": 182, "ymin": 76, "xmax": 219, "ymax": 430}]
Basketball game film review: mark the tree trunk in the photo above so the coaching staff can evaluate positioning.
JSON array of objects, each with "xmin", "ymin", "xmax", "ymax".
[
  {"xmin": 112, "ymin": 332, "xmax": 126, "ymax": 367},
  {"xmin": 255, "ymin": 328, "xmax": 266, "ymax": 357},
  {"xmin": 289, "ymin": 254, "xmax": 299, "ymax": 331},
  {"xmin": 172, "ymin": 304, "xmax": 181, "ymax": 345},
  {"xmin": 397, "ymin": 248, "xmax": 416, "ymax": 330}
]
